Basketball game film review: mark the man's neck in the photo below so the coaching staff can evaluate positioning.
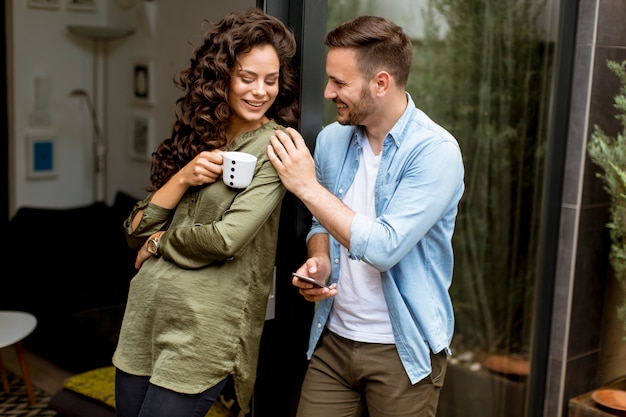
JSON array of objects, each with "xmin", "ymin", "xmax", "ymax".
[{"xmin": 363, "ymin": 91, "xmax": 408, "ymax": 153}]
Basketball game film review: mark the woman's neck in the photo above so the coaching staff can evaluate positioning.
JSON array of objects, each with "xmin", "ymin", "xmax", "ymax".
[{"xmin": 226, "ymin": 116, "xmax": 270, "ymax": 144}]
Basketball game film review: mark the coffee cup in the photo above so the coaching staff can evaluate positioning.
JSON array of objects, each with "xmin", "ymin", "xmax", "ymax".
[{"xmin": 221, "ymin": 151, "xmax": 257, "ymax": 189}]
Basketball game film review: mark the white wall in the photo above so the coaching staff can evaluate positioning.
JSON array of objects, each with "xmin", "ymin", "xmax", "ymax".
[{"xmin": 9, "ymin": 0, "xmax": 254, "ymax": 215}]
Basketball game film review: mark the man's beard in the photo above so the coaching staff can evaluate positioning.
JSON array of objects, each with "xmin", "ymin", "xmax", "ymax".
[{"xmin": 337, "ymin": 86, "xmax": 376, "ymax": 126}]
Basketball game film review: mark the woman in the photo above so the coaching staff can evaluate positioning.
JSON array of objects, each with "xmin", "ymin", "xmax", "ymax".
[{"xmin": 112, "ymin": 8, "xmax": 299, "ymax": 417}]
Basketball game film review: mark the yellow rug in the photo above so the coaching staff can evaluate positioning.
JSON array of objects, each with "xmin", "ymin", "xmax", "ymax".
[{"xmin": 63, "ymin": 366, "xmax": 234, "ymax": 417}]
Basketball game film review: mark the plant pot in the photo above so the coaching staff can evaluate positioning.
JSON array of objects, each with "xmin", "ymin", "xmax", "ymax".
[{"xmin": 568, "ymin": 376, "xmax": 626, "ymax": 417}]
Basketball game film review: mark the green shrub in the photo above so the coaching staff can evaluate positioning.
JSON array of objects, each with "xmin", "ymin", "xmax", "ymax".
[{"xmin": 587, "ymin": 60, "xmax": 626, "ymax": 337}]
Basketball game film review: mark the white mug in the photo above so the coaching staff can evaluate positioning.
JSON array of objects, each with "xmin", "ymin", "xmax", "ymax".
[{"xmin": 221, "ymin": 151, "xmax": 257, "ymax": 189}]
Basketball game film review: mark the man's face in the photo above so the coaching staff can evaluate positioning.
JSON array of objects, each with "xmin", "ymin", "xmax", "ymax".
[{"xmin": 324, "ymin": 48, "xmax": 376, "ymax": 126}]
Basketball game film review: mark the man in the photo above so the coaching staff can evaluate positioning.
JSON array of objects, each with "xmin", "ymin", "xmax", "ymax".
[{"xmin": 267, "ymin": 15, "xmax": 465, "ymax": 417}]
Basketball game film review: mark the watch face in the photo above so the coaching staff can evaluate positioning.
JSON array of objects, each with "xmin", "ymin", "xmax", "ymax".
[{"xmin": 147, "ymin": 239, "xmax": 157, "ymax": 254}]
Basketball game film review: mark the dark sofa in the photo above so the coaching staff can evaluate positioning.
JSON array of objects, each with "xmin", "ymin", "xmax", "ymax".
[{"xmin": 2, "ymin": 191, "xmax": 139, "ymax": 373}]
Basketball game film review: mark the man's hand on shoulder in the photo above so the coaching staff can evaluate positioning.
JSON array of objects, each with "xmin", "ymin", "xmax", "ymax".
[{"xmin": 267, "ymin": 128, "xmax": 317, "ymax": 197}]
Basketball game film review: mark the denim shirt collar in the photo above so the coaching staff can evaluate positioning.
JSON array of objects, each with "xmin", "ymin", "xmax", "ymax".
[{"xmin": 354, "ymin": 92, "xmax": 416, "ymax": 151}]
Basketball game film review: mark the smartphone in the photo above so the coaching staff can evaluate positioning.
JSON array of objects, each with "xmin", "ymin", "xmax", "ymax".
[{"xmin": 292, "ymin": 272, "xmax": 327, "ymax": 288}]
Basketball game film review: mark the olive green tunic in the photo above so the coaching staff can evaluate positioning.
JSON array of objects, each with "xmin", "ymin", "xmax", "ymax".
[{"xmin": 112, "ymin": 121, "xmax": 286, "ymax": 417}]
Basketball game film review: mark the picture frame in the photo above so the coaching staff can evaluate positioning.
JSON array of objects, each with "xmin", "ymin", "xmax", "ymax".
[
  {"xmin": 129, "ymin": 113, "xmax": 154, "ymax": 162},
  {"xmin": 26, "ymin": 134, "xmax": 57, "ymax": 179},
  {"xmin": 132, "ymin": 60, "xmax": 155, "ymax": 105},
  {"xmin": 27, "ymin": 0, "xmax": 60, "ymax": 9},
  {"xmin": 66, "ymin": 0, "xmax": 96, "ymax": 12}
]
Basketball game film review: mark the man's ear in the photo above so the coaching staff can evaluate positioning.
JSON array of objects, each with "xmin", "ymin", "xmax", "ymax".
[{"xmin": 373, "ymin": 70, "xmax": 391, "ymax": 97}]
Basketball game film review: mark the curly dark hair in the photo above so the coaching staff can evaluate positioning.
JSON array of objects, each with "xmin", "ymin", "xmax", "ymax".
[{"xmin": 149, "ymin": 8, "xmax": 300, "ymax": 190}]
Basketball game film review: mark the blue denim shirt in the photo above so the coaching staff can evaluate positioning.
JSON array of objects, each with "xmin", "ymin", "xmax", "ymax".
[{"xmin": 305, "ymin": 93, "xmax": 465, "ymax": 384}]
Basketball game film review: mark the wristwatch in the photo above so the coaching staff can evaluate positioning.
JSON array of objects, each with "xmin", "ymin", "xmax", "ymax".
[{"xmin": 147, "ymin": 233, "xmax": 162, "ymax": 256}]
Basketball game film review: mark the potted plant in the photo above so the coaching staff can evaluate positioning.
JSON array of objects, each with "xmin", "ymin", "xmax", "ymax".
[{"xmin": 587, "ymin": 59, "xmax": 626, "ymax": 338}]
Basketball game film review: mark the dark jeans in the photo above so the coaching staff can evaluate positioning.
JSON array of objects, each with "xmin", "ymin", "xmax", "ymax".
[{"xmin": 114, "ymin": 368, "xmax": 228, "ymax": 417}]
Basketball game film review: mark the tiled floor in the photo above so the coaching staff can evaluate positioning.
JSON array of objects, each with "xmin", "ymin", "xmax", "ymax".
[{"xmin": 0, "ymin": 345, "xmax": 73, "ymax": 395}]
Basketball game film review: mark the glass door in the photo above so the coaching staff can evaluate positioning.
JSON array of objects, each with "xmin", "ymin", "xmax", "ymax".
[{"xmin": 324, "ymin": 1, "xmax": 561, "ymax": 416}]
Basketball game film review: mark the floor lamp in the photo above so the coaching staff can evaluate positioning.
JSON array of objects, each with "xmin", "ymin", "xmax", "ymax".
[{"xmin": 67, "ymin": 25, "xmax": 134, "ymax": 202}]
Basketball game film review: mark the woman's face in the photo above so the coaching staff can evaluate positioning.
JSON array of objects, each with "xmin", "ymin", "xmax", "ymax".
[{"xmin": 228, "ymin": 44, "xmax": 280, "ymax": 131}]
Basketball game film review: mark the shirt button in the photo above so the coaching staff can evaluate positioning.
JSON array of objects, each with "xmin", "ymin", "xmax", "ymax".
[
  {"xmin": 334, "ymin": 258, "xmax": 339, "ymax": 264},
  {"xmin": 317, "ymin": 323, "xmax": 323, "ymax": 329},
  {"xmin": 338, "ymin": 189, "xmax": 344, "ymax": 194}
]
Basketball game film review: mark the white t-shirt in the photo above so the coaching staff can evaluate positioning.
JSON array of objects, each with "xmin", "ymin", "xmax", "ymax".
[{"xmin": 327, "ymin": 137, "xmax": 395, "ymax": 343}]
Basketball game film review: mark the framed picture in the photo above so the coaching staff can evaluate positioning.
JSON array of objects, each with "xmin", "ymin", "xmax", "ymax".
[
  {"xmin": 132, "ymin": 60, "xmax": 155, "ymax": 105},
  {"xmin": 26, "ymin": 134, "xmax": 57, "ymax": 179},
  {"xmin": 27, "ymin": 0, "xmax": 60, "ymax": 9},
  {"xmin": 66, "ymin": 0, "xmax": 96, "ymax": 12},
  {"xmin": 129, "ymin": 114, "xmax": 154, "ymax": 161}
]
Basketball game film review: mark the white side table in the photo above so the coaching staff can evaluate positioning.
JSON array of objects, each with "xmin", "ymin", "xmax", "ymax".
[{"xmin": 0, "ymin": 310, "xmax": 37, "ymax": 405}]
